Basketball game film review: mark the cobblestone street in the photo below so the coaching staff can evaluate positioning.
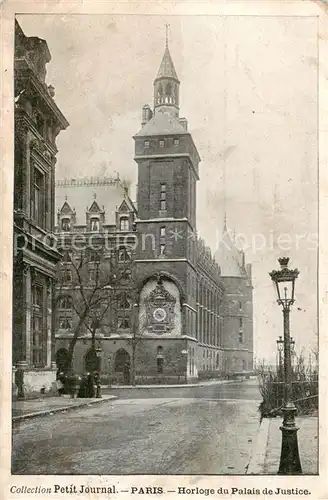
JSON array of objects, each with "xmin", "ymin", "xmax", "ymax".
[{"xmin": 12, "ymin": 381, "xmax": 261, "ymax": 475}]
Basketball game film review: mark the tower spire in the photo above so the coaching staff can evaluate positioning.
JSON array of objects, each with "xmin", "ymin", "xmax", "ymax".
[
  {"xmin": 153, "ymin": 27, "xmax": 180, "ymax": 117},
  {"xmin": 165, "ymin": 23, "xmax": 170, "ymax": 48}
]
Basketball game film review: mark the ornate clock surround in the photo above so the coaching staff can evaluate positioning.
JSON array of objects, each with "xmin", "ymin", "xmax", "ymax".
[{"xmin": 145, "ymin": 277, "xmax": 176, "ymax": 334}]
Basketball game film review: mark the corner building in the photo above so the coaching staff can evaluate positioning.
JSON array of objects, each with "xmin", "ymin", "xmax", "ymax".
[{"xmin": 13, "ymin": 21, "xmax": 69, "ymax": 396}]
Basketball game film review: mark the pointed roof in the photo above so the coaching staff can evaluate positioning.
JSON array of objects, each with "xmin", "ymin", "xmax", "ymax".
[
  {"xmin": 55, "ymin": 178, "xmax": 126, "ymax": 226},
  {"xmin": 60, "ymin": 201, "xmax": 73, "ymax": 214},
  {"xmin": 88, "ymin": 200, "xmax": 102, "ymax": 213},
  {"xmin": 155, "ymin": 46, "xmax": 179, "ymax": 82},
  {"xmin": 135, "ymin": 110, "xmax": 187, "ymax": 137},
  {"xmin": 214, "ymin": 226, "xmax": 247, "ymax": 278}
]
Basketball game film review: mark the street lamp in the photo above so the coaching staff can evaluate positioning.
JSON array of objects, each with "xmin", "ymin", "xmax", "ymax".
[
  {"xmin": 95, "ymin": 346, "xmax": 102, "ymax": 398},
  {"xmin": 269, "ymin": 257, "xmax": 302, "ymax": 474}
]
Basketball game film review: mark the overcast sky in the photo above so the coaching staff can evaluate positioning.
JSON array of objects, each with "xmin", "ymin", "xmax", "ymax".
[{"xmin": 17, "ymin": 14, "xmax": 318, "ymax": 363}]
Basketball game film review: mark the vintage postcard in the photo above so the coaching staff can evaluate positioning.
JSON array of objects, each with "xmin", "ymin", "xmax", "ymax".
[{"xmin": 0, "ymin": 0, "xmax": 327, "ymax": 499}]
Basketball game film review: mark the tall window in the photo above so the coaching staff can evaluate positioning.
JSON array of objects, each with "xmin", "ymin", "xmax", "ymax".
[
  {"xmin": 90, "ymin": 218, "xmax": 100, "ymax": 231},
  {"xmin": 239, "ymin": 331, "xmax": 244, "ymax": 343},
  {"xmin": 160, "ymin": 183, "xmax": 166, "ymax": 211},
  {"xmin": 144, "ymin": 140, "xmax": 150, "ymax": 148},
  {"xmin": 58, "ymin": 294, "xmax": 73, "ymax": 329},
  {"xmin": 61, "ymin": 218, "xmax": 70, "ymax": 231},
  {"xmin": 160, "ymin": 227, "xmax": 166, "ymax": 237},
  {"xmin": 159, "ymin": 139, "xmax": 165, "ymax": 148},
  {"xmin": 239, "ymin": 301, "xmax": 242, "ymax": 310},
  {"xmin": 160, "ymin": 243, "xmax": 165, "ymax": 256},
  {"xmin": 118, "ymin": 247, "xmax": 130, "ymax": 262},
  {"xmin": 120, "ymin": 217, "xmax": 129, "ymax": 231},
  {"xmin": 32, "ymin": 284, "xmax": 46, "ymax": 367},
  {"xmin": 59, "ymin": 295, "xmax": 73, "ymax": 309},
  {"xmin": 173, "ymin": 138, "xmax": 179, "ymax": 147},
  {"xmin": 88, "ymin": 268, "xmax": 97, "ymax": 282},
  {"xmin": 33, "ymin": 168, "xmax": 45, "ymax": 227},
  {"xmin": 61, "ymin": 268, "xmax": 72, "ymax": 283},
  {"xmin": 239, "ymin": 318, "xmax": 243, "ymax": 330}
]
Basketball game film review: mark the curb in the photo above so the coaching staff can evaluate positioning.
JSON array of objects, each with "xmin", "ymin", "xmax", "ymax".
[
  {"xmin": 12, "ymin": 395, "xmax": 117, "ymax": 423},
  {"xmin": 107, "ymin": 380, "xmax": 245, "ymax": 389},
  {"xmin": 246, "ymin": 418, "xmax": 271, "ymax": 475}
]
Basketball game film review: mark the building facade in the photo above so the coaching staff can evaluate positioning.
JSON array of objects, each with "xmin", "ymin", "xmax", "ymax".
[
  {"xmin": 54, "ymin": 42, "xmax": 253, "ymax": 383},
  {"xmin": 13, "ymin": 21, "xmax": 69, "ymax": 397}
]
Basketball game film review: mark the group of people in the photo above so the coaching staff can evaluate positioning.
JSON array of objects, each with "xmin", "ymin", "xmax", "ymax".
[{"xmin": 56, "ymin": 370, "xmax": 101, "ymax": 398}]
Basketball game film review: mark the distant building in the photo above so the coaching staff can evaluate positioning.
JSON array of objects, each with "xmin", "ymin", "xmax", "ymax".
[
  {"xmin": 214, "ymin": 221, "xmax": 254, "ymax": 374},
  {"xmin": 54, "ymin": 40, "xmax": 253, "ymax": 383},
  {"xmin": 13, "ymin": 20, "xmax": 69, "ymax": 397}
]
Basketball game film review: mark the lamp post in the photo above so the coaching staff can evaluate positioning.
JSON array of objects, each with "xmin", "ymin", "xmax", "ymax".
[
  {"xmin": 269, "ymin": 257, "xmax": 302, "ymax": 474},
  {"xmin": 95, "ymin": 346, "xmax": 102, "ymax": 398}
]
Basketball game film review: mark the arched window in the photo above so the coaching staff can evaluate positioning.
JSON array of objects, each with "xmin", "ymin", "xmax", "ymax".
[
  {"xmin": 114, "ymin": 348, "xmax": 130, "ymax": 372},
  {"xmin": 165, "ymin": 82, "xmax": 172, "ymax": 96}
]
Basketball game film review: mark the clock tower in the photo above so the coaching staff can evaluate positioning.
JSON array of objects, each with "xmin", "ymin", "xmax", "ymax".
[{"xmin": 134, "ymin": 38, "xmax": 200, "ymax": 342}]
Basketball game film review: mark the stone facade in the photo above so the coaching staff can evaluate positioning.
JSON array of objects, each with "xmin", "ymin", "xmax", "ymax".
[
  {"xmin": 13, "ymin": 21, "xmax": 69, "ymax": 397},
  {"xmin": 53, "ymin": 41, "xmax": 253, "ymax": 383}
]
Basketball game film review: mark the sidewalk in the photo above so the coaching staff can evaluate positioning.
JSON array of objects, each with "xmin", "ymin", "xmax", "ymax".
[
  {"xmin": 12, "ymin": 394, "xmax": 117, "ymax": 422},
  {"xmin": 247, "ymin": 414, "xmax": 318, "ymax": 475}
]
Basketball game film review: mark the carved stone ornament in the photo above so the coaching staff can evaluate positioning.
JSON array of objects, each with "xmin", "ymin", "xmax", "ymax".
[
  {"xmin": 30, "ymin": 137, "xmax": 52, "ymax": 163},
  {"xmin": 22, "ymin": 262, "xmax": 30, "ymax": 276},
  {"xmin": 145, "ymin": 279, "xmax": 176, "ymax": 334}
]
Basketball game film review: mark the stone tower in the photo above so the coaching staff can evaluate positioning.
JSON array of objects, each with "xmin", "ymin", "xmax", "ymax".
[{"xmin": 133, "ymin": 39, "xmax": 200, "ymax": 342}]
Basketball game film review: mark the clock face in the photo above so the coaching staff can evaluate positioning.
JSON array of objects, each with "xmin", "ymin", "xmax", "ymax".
[{"xmin": 153, "ymin": 307, "xmax": 167, "ymax": 322}]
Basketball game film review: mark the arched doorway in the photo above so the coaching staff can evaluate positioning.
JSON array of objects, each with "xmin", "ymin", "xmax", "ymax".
[
  {"xmin": 55, "ymin": 348, "xmax": 69, "ymax": 373},
  {"xmin": 114, "ymin": 349, "xmax": 130, "ymax": 372},
  {"xmin": 114, "ymin": 349, "xmax": 131, "ymax": 385},
  {"xmin": 85, "ymin": 349, "xmax": 101, "ymax": 373}
]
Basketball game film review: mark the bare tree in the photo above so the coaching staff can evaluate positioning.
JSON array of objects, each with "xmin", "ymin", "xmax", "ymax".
[
  {"xmin": 56, "ymin": 248, "xmax": 114, "ymax": 371},
  {"xmin": 56, "ymin": 244, "xmax": 142, "ymax": 382}
]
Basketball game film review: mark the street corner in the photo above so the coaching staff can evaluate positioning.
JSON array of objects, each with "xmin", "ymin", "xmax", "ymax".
[{"xmin": 12, "ymin": 394, "xmax": 117, "ymax": 423}]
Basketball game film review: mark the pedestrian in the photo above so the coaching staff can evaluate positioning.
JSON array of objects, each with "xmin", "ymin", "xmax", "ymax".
[{"xmin": 56, "ymin": 373, "xmax": 65, "ymax": 396}]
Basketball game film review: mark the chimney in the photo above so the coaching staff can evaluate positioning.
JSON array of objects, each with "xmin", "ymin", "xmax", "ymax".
[
  {"xmin": 142, "ymin": 104, "xmax": 153, "ymax": 126},
  {"xmin": 179, "ymin": 117, "xmax": 188, "ymax": 131}
]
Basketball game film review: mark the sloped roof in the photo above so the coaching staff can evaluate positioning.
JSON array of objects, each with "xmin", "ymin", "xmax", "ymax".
[
  {"xmin": 55, "ymin": 178, "xmax": 127, "ymax": 226},
  {"xmin": 214, "ymin": 228, "xmax": 247, "ymax": 278},
  {"xmin": 155, "ymin": 46, "xmax": 179, "ymax": 82},
  {"xmin": 135, "ymin": 110, "xmax": 187, "ymax": 137}
]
